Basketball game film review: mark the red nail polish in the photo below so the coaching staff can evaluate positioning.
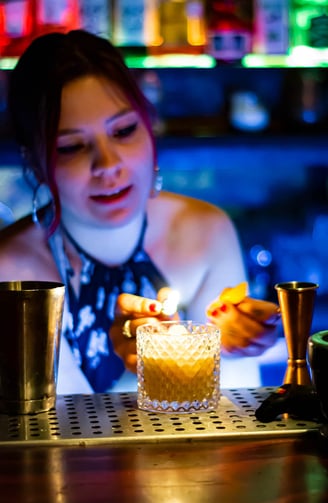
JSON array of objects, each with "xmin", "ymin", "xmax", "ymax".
[
  {"xmin": 219, "ymin": 304, "xmax": 227, "ymax": 312},
  {"xmin": 211, "ymin": 309, "xmax": 219, "ymax": 317},
  {"xmin": 149, "ymin": 303, "xmax": 157, "ymax": 313}
]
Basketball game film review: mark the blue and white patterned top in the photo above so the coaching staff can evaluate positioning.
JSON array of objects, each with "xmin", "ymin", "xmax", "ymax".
[{"xmin": 49, "ymin": 220, "xmax": 168, "ymax": 392}]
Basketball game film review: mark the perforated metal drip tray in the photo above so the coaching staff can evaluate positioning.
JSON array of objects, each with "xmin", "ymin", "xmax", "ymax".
[{"xmin": 0, "ymin": 387, "xmax": 320, "ymax": 446}]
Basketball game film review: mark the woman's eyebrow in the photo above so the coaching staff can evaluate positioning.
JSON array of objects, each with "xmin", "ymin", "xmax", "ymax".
[
  {"xmin": 57, "ymin": 109, "xmax": 136, "ymax": 136},
  {"xmin": 57, "ymin": 127, "xmax": 81, "ymax": 137},
  {"xmin": 104, "ymin": 108, "xmax": 135, "ymax": 126}
]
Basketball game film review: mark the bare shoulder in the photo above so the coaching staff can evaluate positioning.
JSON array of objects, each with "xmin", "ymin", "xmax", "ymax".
[
  {"xmin": 0, "ymin": 215, "xmax": 59, "ymax": 281},
  {"xmin": 150, "ymin": 191, "xmax": 234, "ymax": 234},
  {"xmin": 147, "ymin": 191, "xmax": 239, "ymax": 257}
]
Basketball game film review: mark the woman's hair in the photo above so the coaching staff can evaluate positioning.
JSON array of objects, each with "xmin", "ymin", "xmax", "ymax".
[{"xmin": 7, "ymin": 29, "xmax": 156, "ymax": 233}]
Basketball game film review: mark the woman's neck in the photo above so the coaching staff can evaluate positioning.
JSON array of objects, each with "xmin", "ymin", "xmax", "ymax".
[{"xmin": 60, "ymin": 213, "xmax": 145, "ymax": 266}]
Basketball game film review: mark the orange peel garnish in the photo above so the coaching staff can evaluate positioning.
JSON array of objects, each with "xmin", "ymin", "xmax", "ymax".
[
  {"xmin": 206, "ymin": 281, "xmax": 248, "ymax": 317},
  {"xmin": 219, "ymin": 281, "xmax": 248, "ymax": 305}
]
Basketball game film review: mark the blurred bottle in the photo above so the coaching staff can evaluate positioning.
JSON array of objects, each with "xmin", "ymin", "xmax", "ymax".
[
  {"xmin": 138, "ymin": 69, "xmax": 165, "ymax": 135},
  {"xmin": 79, "ymin": 0, "xmax": 112, "ymax": 39},
  {"xmin": 288, "ymin": 69, "xmax": 327, "ymax": 131},
  {"xmin": 229, "ymin": 90, "xmax": 270, "ymax": 132},
  {"xmin": 34, "ymin": 0, "xmax": 80, "ymax": 37},
  {"xmin": 252, "ymin": 0, "xmax": 289, "ymax": 54},
  {"xmin": 112, "ymin": 0, "xmax": 160, "ymax": 48},
  {"xmin": 186, "ymin": 0, "xmax": 206, "ymax": 49},
  {"xmin": 0, "ymin": 0, "xmax": 35, "ymax": 57},
  {"xmin": 205, "ymin": 0, "xmax": 253, "ymax": 62},
  {"xmin": 149, "ymin": 0, "xmax": 206, "ymax": 54},
  {"xmin": 290, "ymin": 0, "xmax": 328, "ymax": 49}
]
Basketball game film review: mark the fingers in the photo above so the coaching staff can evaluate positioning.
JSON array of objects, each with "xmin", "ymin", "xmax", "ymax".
[
  {"xmin": 113, "ymin": 290, "xmax": 180, "ymax": 373},
  {"xmin": 124, "ymin": 316, "xmax": 160, "ymax": 339},
  {"xmin": 236, "ymin": 298, "xmax": 281, "ymax": 324},
  {"xmin": 208, "ymin": 297, "xmax": 281, "ymax": 325},
  {"xmin": 114, "ymin": 336, "xmax": 137, "ymax": 374},
  {"xmin": 157, "ymin": 287, "xmax": 173, "ymax": 303},
  {"xmin": 207, "ymin": 282, "xmax": 248, "ymax": 313},
  {"xmin": 112, "ymin": 314, "xmax": 163, "ymax": 373},
  {"xmin": 208, "ymin": 301, "xmax": 280, "ymax": 354},
  {"xmin": 221, "ymin": 324, "xmax": 278, "ymax": 354},
  {"xmin": 125, "ymin": 353, "xmax": 137, "ymax": 373},
  {"xmin": 224, "ymin": 343, "xmax": 268, "ymax": 358},
  {"xmin": 116, "ymin": 293, "xmax": 162, "ymax": 318},
  {"xmin": 116, "ymin": 290, "xmax": 180, "ymax": 321}
]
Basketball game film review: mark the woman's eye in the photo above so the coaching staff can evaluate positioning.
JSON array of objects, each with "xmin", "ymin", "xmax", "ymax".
[
  {"xmin": 113, "ymin": 122, "xmax": 138, "ymax": 138},
  {"xmin": 56, "ymin": 143, "xmax": 84, "ymax": 155}
]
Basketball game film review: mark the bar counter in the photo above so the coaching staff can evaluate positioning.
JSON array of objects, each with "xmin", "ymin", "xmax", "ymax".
[{"xmin": 0, "ymin": 389, "xmax": 327, "ymax": 502}]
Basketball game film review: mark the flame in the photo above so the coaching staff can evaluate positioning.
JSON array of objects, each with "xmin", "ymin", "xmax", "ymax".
[{"xmin": 161, "ymin": 289, "xmax": 180, "ymax": 316}]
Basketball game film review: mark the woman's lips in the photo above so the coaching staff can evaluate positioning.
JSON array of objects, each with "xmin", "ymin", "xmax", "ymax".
[{"xmin": 90, "ymin": 186, "xmax": 132, "ymax": 204}]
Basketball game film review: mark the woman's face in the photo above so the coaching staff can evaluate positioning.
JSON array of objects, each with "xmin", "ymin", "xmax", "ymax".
[{"xmin": 54, "ymin": 75, "xmax": 154, "ymax": 229}]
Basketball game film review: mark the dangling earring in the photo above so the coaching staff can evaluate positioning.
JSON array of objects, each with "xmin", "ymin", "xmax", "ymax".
[
  {"xmin": 32, "ymin": 183, "xmax": 56, "ymax": 228},
  {"xmin": 151, "ymin": 166, "xmax": 163, "ymax": 198}
]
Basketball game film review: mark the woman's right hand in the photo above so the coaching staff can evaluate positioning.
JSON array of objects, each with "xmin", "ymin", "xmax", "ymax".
[{"xmin": 110, "ymin": 289, "xmax": 179, "ymax": 373}]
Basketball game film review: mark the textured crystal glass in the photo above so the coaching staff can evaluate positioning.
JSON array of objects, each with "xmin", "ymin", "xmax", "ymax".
[{"xmin": 136, "ymin": 321, "xmax": 221, "ymax": 413}]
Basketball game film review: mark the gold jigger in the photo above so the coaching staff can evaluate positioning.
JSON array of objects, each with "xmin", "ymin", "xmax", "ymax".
[{"xmin": 275, "ymin": 281, "xmax": 319, "ymax": 386}]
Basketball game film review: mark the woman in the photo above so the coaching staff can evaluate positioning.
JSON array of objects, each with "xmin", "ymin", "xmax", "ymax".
[{"xmin": 0, "ymin": 30, "xmax": 280, "ymax": 393}]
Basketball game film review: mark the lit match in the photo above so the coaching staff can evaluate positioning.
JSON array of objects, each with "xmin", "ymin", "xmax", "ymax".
[{"xmin": 161, "ymin": 289, "xmax": 180, "ymax": 316}]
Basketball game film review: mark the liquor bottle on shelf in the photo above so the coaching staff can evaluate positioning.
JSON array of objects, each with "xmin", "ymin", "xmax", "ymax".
[
  {"xmin": 34, "ymin": 0, "xmax": 80, "ymax": 38},
  {"xmin": 229, "ymin": 90, "xmax": 270, "ymax": 132},
  {"xmin": 286, "ymin": 69, "xmax": 328, "ymax": 131},
  {"xmin": 137, "ymin": 69, "xmax": 165, "ymax": 135},
  {"xmin": 290, "ymin": 0, "xmax": 328, "ymax": 50},
  {"xmin": 112, "ymin": 0, "xmax": 160, "ymax": 49},
  {"xmin": 252, "ymin": 0, "xmax": 289, "ymax": 54},
  {"xmin": 0, "ymin": 0, "xmax": 35, "ymax": 57},
  {"xmin": 149, "ymin": 0, "xmax": 206, "ymax": 55},
  {"xmin": 79, "ymin": 0, "xmax": 113, "ymax": 40},
  {"xmin": 186, "ymin": 0, "xmax": 206, "ymax": 49},
  {"xmin": 205, "ymin": 0, "xmax": 253, "ymax": 62}
]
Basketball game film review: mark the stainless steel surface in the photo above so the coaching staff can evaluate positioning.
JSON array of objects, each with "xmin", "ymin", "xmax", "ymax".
[
  {"xmin": 0, "ymin": 281, "xmax": 65, "ymax": 414},
  {"xmin": 0, "ymin": 388, "xmax": 319, "ymax": 446}
]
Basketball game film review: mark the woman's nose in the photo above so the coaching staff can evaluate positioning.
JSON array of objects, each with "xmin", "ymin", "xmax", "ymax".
[{"xmin": 92, "ymin": 138, "xmax": 122, "ymax": 176}]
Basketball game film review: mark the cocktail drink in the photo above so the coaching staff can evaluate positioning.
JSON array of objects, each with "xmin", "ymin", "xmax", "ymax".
[{"xmin": 136, "ymin": 321, "xmax": 220, "ymax": 413}]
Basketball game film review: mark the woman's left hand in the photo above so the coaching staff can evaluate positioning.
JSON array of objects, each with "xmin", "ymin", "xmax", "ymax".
[{"xmin": 207, "ymin": 296, "xmax": 281, "ymax": 357}]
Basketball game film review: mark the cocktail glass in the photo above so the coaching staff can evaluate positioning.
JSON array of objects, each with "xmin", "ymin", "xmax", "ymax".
[{"xmin": 136, "ymin": 321, "xmax": 220, "ymax": 413}]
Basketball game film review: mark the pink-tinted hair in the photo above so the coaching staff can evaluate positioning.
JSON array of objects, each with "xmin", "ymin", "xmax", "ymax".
[{"xmin": 8, "ymin": 29, "xmax": 157, "ymax": 235}]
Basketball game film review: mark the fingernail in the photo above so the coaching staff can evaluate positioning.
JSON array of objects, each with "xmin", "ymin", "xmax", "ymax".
[
  {"xmin": 219, "ymin": 304, "xmax": 227, "ymax": 313},
  {"xmin": 149, "ymin": 302, "xmax": 158, "ymax": 313}
]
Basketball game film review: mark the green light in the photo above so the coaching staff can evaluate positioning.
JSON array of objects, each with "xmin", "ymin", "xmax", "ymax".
[
  {"xmin": 243, "ymin": 47, "xmax": 328, "ymax": 67},
  {"xmin": 1, "ymin": 53, "xmax": 217, "ymax": 71},
  {"xmin": 125, "ymin": 53, "xmax": 216, "ymax": 69},
  {"xmin": 2, "ymin": 49, "xmax": 328, "ymax": 71},
  {"xmin": 0, "ymin": 57, "xmax": 18, "ymax": 70},
  {"xmin": 242, "ymin": 54, "xmax": 289, "ymax": 67},
  {"xmin": 289, "ymin": 46, "xmax": 328, "ymax": 67}
]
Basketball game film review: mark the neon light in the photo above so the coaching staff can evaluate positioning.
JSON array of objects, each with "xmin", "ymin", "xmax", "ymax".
[
  {"xmin": 242, "ymin": 54, "xmax": 289, "ymax": 67},
  {"xmin": 0, "ymin": 53, "xmax": 216, "ymax": 70},
  {"xmin": 2, "ymin": 49, "xmax": 328, "ymax": 70},
  {"xmin": 0, "ymin": 57, "xmax": 18, "ymax": 70},
  {"xmin": 125, "ymin": 54, "xmax": 216, "ymax": 68},
  {"xmin": 243, "ymin": 47, "xmax": 328, "ymax": 67},
  {"xmin": 289, "ymin": 46, "xmax": 328, "ymax": 67}
]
